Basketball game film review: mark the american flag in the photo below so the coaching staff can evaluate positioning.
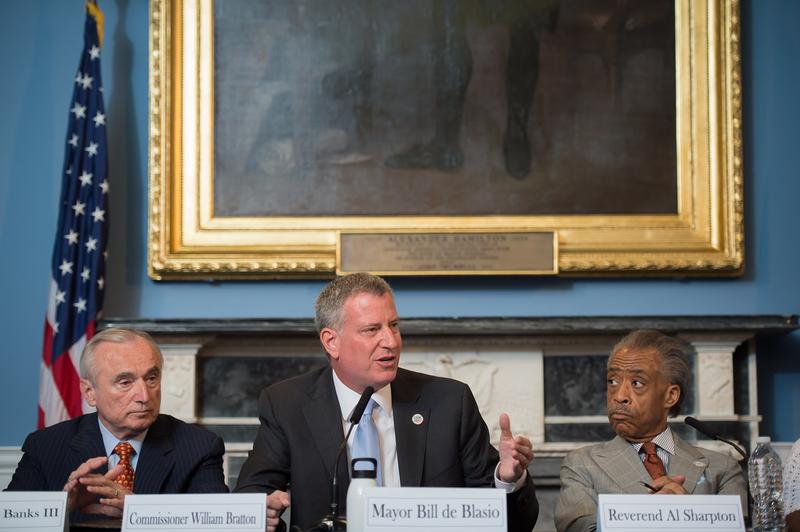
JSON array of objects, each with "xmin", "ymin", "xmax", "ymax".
[{"xmin": 40, "ymin": 0, "xmax": 109, "ymax": 428}]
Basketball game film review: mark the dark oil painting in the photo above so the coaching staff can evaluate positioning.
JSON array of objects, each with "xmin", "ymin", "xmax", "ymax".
[{"xmin": 213, "ymin": 0, "xmax": 676, "ymax": 217}]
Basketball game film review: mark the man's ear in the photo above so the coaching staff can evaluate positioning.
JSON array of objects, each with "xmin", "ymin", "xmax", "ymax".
[
  {"xmin": 80, "ymin": 378, "xmax": 97, "ymax": 407},
  {"xmin": 320, "ymin": 328, "xmax": 339, "ymax": 360},
  {"xmin": 664, "ymin": 383, "xmax": 680, "ymax": 411}
]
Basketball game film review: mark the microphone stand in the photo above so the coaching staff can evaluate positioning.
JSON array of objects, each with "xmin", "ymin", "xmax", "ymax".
[
  {"xmin": 307, "ymin": 432, "xmax": 354, "ymax": 531},
  {"xmin": 684, "ymin": 416, "xmax": 752, "ymax": 527},
  {"xmin": 306, "ymin": 387, "xmax": 375, "ymax": 532}
]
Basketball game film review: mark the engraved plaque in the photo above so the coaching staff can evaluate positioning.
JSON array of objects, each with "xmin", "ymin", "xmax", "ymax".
[{"xmin": 338, "ymin": 231, "xmax": 557, "ymax": 275}]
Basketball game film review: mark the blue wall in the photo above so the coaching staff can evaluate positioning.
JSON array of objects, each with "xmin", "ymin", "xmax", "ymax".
[{"xmin": 1, "ymin": 0, "xmax": 798, "ymax": 446}]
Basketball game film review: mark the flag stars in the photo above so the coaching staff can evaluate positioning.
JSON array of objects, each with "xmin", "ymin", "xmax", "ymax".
[
  {"xmin": 81, "ymin": 267, "xmax": 91, "ymax": 282},
  {"xmin": 78, "ymin": 73, "xmax": 93, "ymax": 90},
  {"xmin": 59, "ymin": 260, "xmax": 74, "ymax": 276},
  {"xmin": 72, "ymin": 201, "xmax": 86, "ymax": 216},
  {"xmin": 71, "ymin": 103, "xmax": 86, "ymax": 119},
  {"xmin": 93, "ymin": 112, "xmax": 106, "ymax": 127},
  {"xmin": 79, "ymin": 171, "xmax": 93, "ymax": 186},
  {"xmin": 89, "ymin": 45, "xmax": 101, "ymax": 60},
  {"xmin": 73, "ymin": 298, "xmax": 87, "ymax": 313},
  {"xmin": 85, "ymin": 237, "xmax": 98, "ymax": 252},
  {"xmin": 55, "ymin": 290, "xmax": 66, "ymax": 305},
  {"xmin": 99, "ymin": 179, "xmax": 109, "ymax": 194},
  {"xmin": 85, "ymin": 142, "xmax": 99, "ymax": 157},
  {"xmin": 64, "ymin": 229, "xmax": 79, "ymax": 245},
  {"xmin": 97, "ymin": 277, "xmax": 105, "ymax": 290},
  {"xmin": 68, "ymin": 134, "xmax": 79, "ymax": 148},
  {"xmin": 91, "ymin": 207, "xmax": 105, "ymax": 222},
  {"xmin": 52, "ymin": 321, "xmax": 60, "ymax": 335}
]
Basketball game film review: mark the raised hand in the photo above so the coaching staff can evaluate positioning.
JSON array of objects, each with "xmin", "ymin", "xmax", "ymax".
[{"xmin": 497, "ymin": 413, "xmax": 534, "ymax": 483}]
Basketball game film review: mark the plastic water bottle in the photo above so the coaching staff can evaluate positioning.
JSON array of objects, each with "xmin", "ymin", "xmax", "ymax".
[
  {"xmin": 748, "ymin": 436, "xmax": 785, "ymax": 531},
  {"xmin": 347, "ymin": 458, "xmax": 377, "ymax": 532}
]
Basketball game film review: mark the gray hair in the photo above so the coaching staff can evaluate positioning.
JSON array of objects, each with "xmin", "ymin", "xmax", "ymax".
[
  {"xmin": 315, "ymin": 272, "xmax": 394, "ymax": 332},
  {"xmin": 80, "ymin": 328, "xmax": 163, "ymax": 383},
  {"xmin": 610, "ymin": 329, "xmax": 692, "ymax": 417}
]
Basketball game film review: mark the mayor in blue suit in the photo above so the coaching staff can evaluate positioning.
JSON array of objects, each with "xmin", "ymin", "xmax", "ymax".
[{"xmin": 6, "ymin": 328, "xmax": 228, "ymax": 521}]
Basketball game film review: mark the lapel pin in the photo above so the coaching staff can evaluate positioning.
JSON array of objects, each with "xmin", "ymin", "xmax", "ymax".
[{"xmin": 412, "ymin": 413, "xmax": 424, "ymax": 425}]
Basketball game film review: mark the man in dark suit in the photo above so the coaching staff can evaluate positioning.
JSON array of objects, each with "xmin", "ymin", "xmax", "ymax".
[
  {"xmin": 7, "ymin": 328, "xmax": 228, "ymax": 520},
  {"xmin": 235, "ymin": 272, "xmax": 538, "ymax": 532}
]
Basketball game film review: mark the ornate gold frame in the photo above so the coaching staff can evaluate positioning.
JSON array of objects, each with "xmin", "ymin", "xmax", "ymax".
[{"xmin": 148, "ymin": 0, "xmax": 743, "ymax": 279}]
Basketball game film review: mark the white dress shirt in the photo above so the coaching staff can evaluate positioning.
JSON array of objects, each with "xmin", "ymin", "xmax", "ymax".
[{"xmin": 331, "ymin": 369, "xmax": 524, "ymax": 492}]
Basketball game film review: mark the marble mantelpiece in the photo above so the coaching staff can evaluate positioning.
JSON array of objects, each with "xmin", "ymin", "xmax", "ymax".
[{"xmin": 100, "ymin": 315, "xmax": 797, "ymax": 531}]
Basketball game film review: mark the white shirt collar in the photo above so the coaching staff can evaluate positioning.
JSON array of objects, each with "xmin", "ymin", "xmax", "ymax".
[
  {"xmin": 97, "ymin": 416, "xmax": 147, "ymax": 458},
  {"xmin": 331, "ymin": 368, "xmax": 393, "ymax": 421}
]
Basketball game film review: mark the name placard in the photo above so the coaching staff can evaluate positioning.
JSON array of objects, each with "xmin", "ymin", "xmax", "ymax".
[
  {"xmin": 597, "ymin": 494, "xmax": 745, "ymax": 531},
  {"xmin": 121, "ymin": 494, "xmax": 265, "ymax": 531},
  {"xmin": 0, "ymin": 491, "xmax": 67, "ymax": 531},
  {"xmin": 361, "ymin": 487, "xmax": 506, "ymax": 531}
]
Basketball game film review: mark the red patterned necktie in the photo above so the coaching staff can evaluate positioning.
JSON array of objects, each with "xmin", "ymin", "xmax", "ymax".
[
  {"xmin": 641, "ymin": 441, "xmax": 667, "ymax": 479},
  {"xmin": 113, "ymin": 442, "xmax": 135, "ymax": 491}
]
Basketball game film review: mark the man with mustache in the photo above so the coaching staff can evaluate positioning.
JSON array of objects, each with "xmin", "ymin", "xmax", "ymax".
[
  {"xmin": 554, "ymin": 329, "xmax": 747, "ymax": 532},
  {"xmin": 235, "ymin": 272, "xmax": 539, "ymax": 532},
  {"xmin": 7, "ymin": 328, "xmax": 228, "ymax": 521}
]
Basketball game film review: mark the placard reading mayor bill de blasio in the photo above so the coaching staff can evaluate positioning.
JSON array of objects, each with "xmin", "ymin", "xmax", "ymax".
[{"xmin": 361, "ymin": 487, "xmax": 506, "ymax": 531}]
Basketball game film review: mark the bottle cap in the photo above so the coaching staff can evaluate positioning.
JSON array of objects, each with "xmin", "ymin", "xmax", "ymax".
[
  {"xmin": 756, "ymin": 436, "xmax": 771, "ymax": 443},
  {"xmin": 351, "ymin": 457, "xmax": 377, "ymax": 479}
]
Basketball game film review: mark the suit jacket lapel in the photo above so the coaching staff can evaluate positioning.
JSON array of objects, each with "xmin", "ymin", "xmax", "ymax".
[
  {"xmin": 134, "ymin": 416, "xmax": 175, "ymax": 494},
  {"xmin": 70, "ymin": 413, "xmax": 108, "ymax": 472},
  {"xmin": 594, "ymin": 435, "xmax": 653, "ymax": 493},
  {"xmin": 669, "ymin": 433, "xmax": 708, "ymax": 493},
  {"xmin": 302, "ymin": 367, "xmax": 347, "ymax": 486},
  {"xmin": 392, "ymin": 369, "xmax": 429, "ymax": 487}
]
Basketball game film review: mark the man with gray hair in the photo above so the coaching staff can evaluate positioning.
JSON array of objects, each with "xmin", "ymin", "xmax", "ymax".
[
  {"xmin": 236, "ymin": 272, "xmax": 539, "ymax": 532},
  {"xmin": 7, "ymin": 328, "xmax": 228, "ymax": 521},
  {"xmin": 554, "ymin": 329, "xmax": 747, "ymax": 532}
]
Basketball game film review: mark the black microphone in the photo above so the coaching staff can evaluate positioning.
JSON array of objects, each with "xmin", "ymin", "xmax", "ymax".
[
  {"xmin": 685, "ymin": 416, "xmax": 749, "ymax": 461},
  {"xmin": 308, "ymin": 386, "xmax": 375, "ymax": 531},
  {"xmin": 349, "ymin": 386, "xmax": 376, "ymax": 424}
]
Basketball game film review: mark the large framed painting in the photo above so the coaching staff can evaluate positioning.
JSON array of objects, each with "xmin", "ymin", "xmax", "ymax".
[{"xmin": 148, "ymin": 0, "xmax": 743, "ymax": 279}]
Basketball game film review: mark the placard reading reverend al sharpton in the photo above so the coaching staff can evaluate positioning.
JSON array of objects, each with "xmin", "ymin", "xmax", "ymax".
[
  {"xmin": 0, "ymin": 492, "xmax": 67, "ymax": 532},
  {"xmin": 361, "ymin": 487, "xmax": 506, "ymax": 532},
  {"xmin": 121, "ymin": 493, "xmax": 265, "ymax": 531},
  {"xmin": 597, "ymin": 494, "xmax": 745, "ymax": 531}
]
